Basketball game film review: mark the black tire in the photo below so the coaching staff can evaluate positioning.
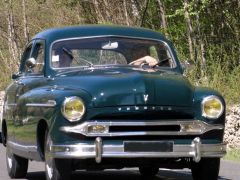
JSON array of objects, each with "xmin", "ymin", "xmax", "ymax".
[
  {"xmin": 44, "ymin": 130, "xmax": 71, "ymax": 180},
  {"xmin": 139, "ymin": 167, "xmax": 159, "ymax": 178},
  {"xmin": 6, "ymin": 144, "xmax": 28, "ymax": 178},
  {"xmin": 0, "ymin": 132, "xmax": 2, "ymax": 143},
  {"xmin": 191, "ymin": 158, "xmax": 220, "ymax": 180}
]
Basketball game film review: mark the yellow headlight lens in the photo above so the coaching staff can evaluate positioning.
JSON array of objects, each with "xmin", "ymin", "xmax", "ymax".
[
  {"xmin": 202, "ymin": 96, "xmax": 223, "ymax": 119},
  {"xmin": 62, "ymin": 96, "xmax": 85, "ymax": 122}
]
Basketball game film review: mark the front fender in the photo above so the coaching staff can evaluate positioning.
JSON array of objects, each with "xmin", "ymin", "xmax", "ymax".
[{"xmin": 16, "ymin": 86, "xmax": 93, "ymax": 131}]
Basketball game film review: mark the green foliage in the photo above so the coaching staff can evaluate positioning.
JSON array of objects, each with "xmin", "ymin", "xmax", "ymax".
[
  {"xmin": 224, "ymin": 149, "xmax": 240, "ymax": 162},
  {"xmin": 0, "ymin": 0, "xmax": 239, "ymax": 104},
  {"xmin": 186, "ymin": 62, "xmax": 240, "ymax": 105}
]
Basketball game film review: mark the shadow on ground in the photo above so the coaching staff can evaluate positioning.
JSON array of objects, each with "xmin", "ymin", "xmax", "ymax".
[{"xmin": 25, "ymin": 169, "xmax": 232, "ymax": 180}]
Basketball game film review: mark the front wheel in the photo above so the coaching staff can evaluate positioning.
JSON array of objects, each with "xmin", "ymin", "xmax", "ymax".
[
  {"xmin": 44, "ymin": 130, "xmax": 72, "ymax": 180},
  {"xmin": 6, "ymin": 144, "xmax": 28, "ymax": 178},
  {"xmin": 139, "ymin": 167, "xmax": 159, "ymax": 178},
  {"xmin": 191, "ymin": 158, "xmax": 220, "ymax": 180}
]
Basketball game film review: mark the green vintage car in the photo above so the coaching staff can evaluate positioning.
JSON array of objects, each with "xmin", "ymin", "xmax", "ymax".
[{"xmin": 1, "ymin": 25, "xmax": 226, "ymax": 180}]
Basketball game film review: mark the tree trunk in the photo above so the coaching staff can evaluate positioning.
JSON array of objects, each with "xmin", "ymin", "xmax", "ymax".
[
  {"xmin": 196, "ymin": 12, "xmax": 206, "ymax": 76},
  {"xmin": 130, "ymin": 0, "xmax": 141, "ymax": 25},
  {"xmin": 183, "ymin": 0, "xmax": 195, "ymax": 61},
  {"xmin": 102, "ymin": 0, "xmax": 111, "ymax": 22},
  {"xmin": 92, "ymin": 0, "xmax": 105, "ymax": 23},
  {"xmin": 22, "ymin": 0, "xmax": 29, "ymax": 42},
  {"xmin": 123, "ymin": 0, "xmax": 130, "ymax": 26},
  {"xmin": 156, "ymin": 0, "xmax": 168, "ymax": 35},
  {"xmin": 141, "ymin": 0, "xmax": 149, "ymax": 27},
  {"xmin": 5, "ymin": 0, "xmax": 20, "ymax": 71}
]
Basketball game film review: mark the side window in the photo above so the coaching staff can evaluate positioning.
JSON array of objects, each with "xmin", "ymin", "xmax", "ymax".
[
  {"xmin": 24, "ymin": 40, "xmax": 45, "ymax": 75},
  {"xmin": 32, "ymin": 42, "xmax": 44, "ymax": 74},
  {"xmin": 20, "ymin": 44, "xmax": 33, "ymax": 73}
]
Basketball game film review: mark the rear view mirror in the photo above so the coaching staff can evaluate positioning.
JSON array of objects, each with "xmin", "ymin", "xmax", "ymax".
[
  {"xmin": 25, "ymin": 58, "xmax": 36, "ymax": 69},
  {"xmin": 102, "ymin": 41, "xmax": 118, "ymax": 49}
]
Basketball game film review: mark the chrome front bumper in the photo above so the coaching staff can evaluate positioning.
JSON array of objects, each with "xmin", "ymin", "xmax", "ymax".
[{"xmin": 50, "ymin": 137, "xmax": 226, "ymax": 163}]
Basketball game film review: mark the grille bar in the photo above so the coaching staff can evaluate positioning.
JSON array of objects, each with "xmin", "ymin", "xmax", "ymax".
[{"xmin": 60, "ymin": 120, "xmax": 224, "ymax": 137}]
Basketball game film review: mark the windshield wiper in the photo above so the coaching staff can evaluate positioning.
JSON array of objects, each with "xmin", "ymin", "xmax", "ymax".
[{"xmin": 62, "ymin": 47, "xmax": 93, "ymax": 67}]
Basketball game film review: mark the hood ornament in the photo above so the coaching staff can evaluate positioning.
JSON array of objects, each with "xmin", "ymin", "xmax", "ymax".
[{"xmin": 143, "ymin": 94, "xmax": 149, "ymax": 103}]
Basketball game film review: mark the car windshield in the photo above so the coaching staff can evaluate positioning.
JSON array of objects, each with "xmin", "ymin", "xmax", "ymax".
[{"xmin": 51, "ymin": 37, "xmax": 175, "ymax": 69}]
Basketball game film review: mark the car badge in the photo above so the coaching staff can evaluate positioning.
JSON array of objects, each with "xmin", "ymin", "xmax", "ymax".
[{"xmin": 143, "ymin": 94, "xmax": 149, "ymax": 103}]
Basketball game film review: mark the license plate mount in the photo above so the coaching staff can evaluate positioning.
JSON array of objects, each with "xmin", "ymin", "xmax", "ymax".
[{"xmin": 124, "ymin": 141, "xmax": 173, "ymax": 152}]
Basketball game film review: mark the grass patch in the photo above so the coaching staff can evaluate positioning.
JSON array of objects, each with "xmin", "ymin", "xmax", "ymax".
[{"xmin": 223, "ymin": 149, "xmax": 240, "ymax": 162}]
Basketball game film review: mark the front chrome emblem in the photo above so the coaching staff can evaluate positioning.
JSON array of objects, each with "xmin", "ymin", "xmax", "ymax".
[{"xmin": 143, "ymin": 94, "xmax": 149, "ymax": 103}]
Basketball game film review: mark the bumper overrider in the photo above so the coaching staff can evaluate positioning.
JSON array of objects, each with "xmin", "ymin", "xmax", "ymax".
[{"xmin": 50, "ymin": 120, "xmax": 226, "ymax": 163}]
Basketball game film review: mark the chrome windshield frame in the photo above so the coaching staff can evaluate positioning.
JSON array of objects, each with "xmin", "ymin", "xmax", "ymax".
[{"xmin": 49, "ymin": 35, "xmax": 177, "ymax": 71}]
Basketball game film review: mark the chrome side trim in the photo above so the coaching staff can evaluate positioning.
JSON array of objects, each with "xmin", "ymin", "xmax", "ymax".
[
  {"xmin": 60, "ymin": 120, "xmax": 224, "ymax": 137},
  {"xmin": 49, "ymin": 138, "xmax": 226, "ymax": 163},
  {"xmin": 26, "ymin": 100, "xmax": 56, "ymax": 107},
  {"xmin": 8, "ymin": 141, "xmax": 38, "ymax": 153},
  {"xmin": 6, "ymin": 103, "xmax": 17, "ymax": 107}
]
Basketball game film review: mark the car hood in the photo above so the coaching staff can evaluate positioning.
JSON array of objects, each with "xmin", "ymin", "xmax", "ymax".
[{"xmin": 55, "ymin": 67, "xmax": 194, "ymax": 107}]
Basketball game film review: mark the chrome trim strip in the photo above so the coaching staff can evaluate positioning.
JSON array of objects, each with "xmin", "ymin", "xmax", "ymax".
[
  {"xmin": 26, "ymin": 100, "xmax": 56, "ymax": 107},
  {"xmin": 8, "ymin": 141, "xmax": 38, "ymax": 153},
  {"xmin": 60, "ymin": 120, "xmax": 224, "ymax": 137},
  {"xmin": 6, "ymin": 103, "xmax": 17, "ymax": 107},
  {"xmin": 49, "ymin": 138, "xmax": 226, "ymax": 163}
]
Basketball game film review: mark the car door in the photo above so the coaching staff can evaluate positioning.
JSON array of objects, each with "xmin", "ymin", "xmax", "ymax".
[
  {"xmin": 14, "ymin": 39, "xmax": 47, "ymax": 148},
  {"xmin": 4, "ymin": 42, "xmax": 34, "ymax": 144}
]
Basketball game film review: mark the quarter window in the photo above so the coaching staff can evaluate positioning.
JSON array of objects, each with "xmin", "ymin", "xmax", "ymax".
[
  {"xmin": 23, "ymin": 40, "xmax": 45, "ymax": 75},
  {"xmin": 20, "ymin": 44, "xmax": 32, "ymax": 73},
  {"xmin": 32, "ymin": 42, "xmax": 44, "ymax": 74}
]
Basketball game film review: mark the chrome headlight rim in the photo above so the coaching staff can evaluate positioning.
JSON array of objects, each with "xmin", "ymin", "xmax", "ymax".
[
  {"xmin": 201, "ymin": 95, "xmax": 224, "ymax": 119},
  {"xmin": 61, "ymin": 96, "xmax": 86, "ymax": 122}
]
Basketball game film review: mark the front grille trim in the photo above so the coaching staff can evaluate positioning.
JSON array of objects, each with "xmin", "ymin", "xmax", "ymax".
[{"xmin": 60, "ymin": 120, "xmax": 224, "ymax": 137}]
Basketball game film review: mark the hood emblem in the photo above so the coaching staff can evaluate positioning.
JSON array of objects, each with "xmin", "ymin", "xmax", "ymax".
[{"xmin": 143, "ymin": 94, "xmax": 149, "ymax": 103}]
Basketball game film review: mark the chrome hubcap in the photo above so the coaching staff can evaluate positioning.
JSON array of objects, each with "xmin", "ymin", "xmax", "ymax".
[
  {"xmin": 7, "ymin": 156, "xmax": 13, "ymax": 169},
  {"xmin": 46, "ymin": 162, "xmax": 53, "ymax": 179},
  {"xmin": 45, "ymin": 133, "xmax": 53, "ymax": 179}
]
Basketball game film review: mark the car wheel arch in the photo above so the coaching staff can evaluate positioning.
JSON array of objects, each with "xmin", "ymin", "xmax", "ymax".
[{"xmin": 36, "ymin": 119, "xmax": 48, "ymax": 161}]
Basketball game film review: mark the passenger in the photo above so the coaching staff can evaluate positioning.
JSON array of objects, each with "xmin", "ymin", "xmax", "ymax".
[{"xmin": 56, "ymin": 48, "xmax": 73, "ymax": 68}]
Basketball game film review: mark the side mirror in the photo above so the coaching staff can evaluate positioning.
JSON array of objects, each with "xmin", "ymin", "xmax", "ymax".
[
  {"xmin": 12, "ymin": 73, "xmax": 21, "ymax": 80},
  {"xmin": 181, "ymin": 60, "xmax": 195, "ymax": 72},
  {"xmin": 26, "ymin": 58, "xmax": 36, "ymax": 69}
]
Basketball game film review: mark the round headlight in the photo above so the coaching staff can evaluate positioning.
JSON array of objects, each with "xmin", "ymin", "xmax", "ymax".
[
  {"xmin": 61, "ymin": 96, "xmax": 85, "ymax": 122},
  {"xmin": 201, "ymin": 96, "xmax": 224, "ymax": 119}
]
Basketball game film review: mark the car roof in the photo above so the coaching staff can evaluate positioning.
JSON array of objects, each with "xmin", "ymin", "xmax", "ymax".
[{"xmin": 32, "ymin": 25, "xmax": 168, "ymax": 44}]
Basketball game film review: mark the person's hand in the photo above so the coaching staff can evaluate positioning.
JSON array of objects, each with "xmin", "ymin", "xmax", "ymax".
[
  {"xmin": 129, "ymin": 56, "xmax": 158, "ymax": 67},
  {"xmin": 143, "ymin": 56, "xmax": 158, "ymax": 67}
]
